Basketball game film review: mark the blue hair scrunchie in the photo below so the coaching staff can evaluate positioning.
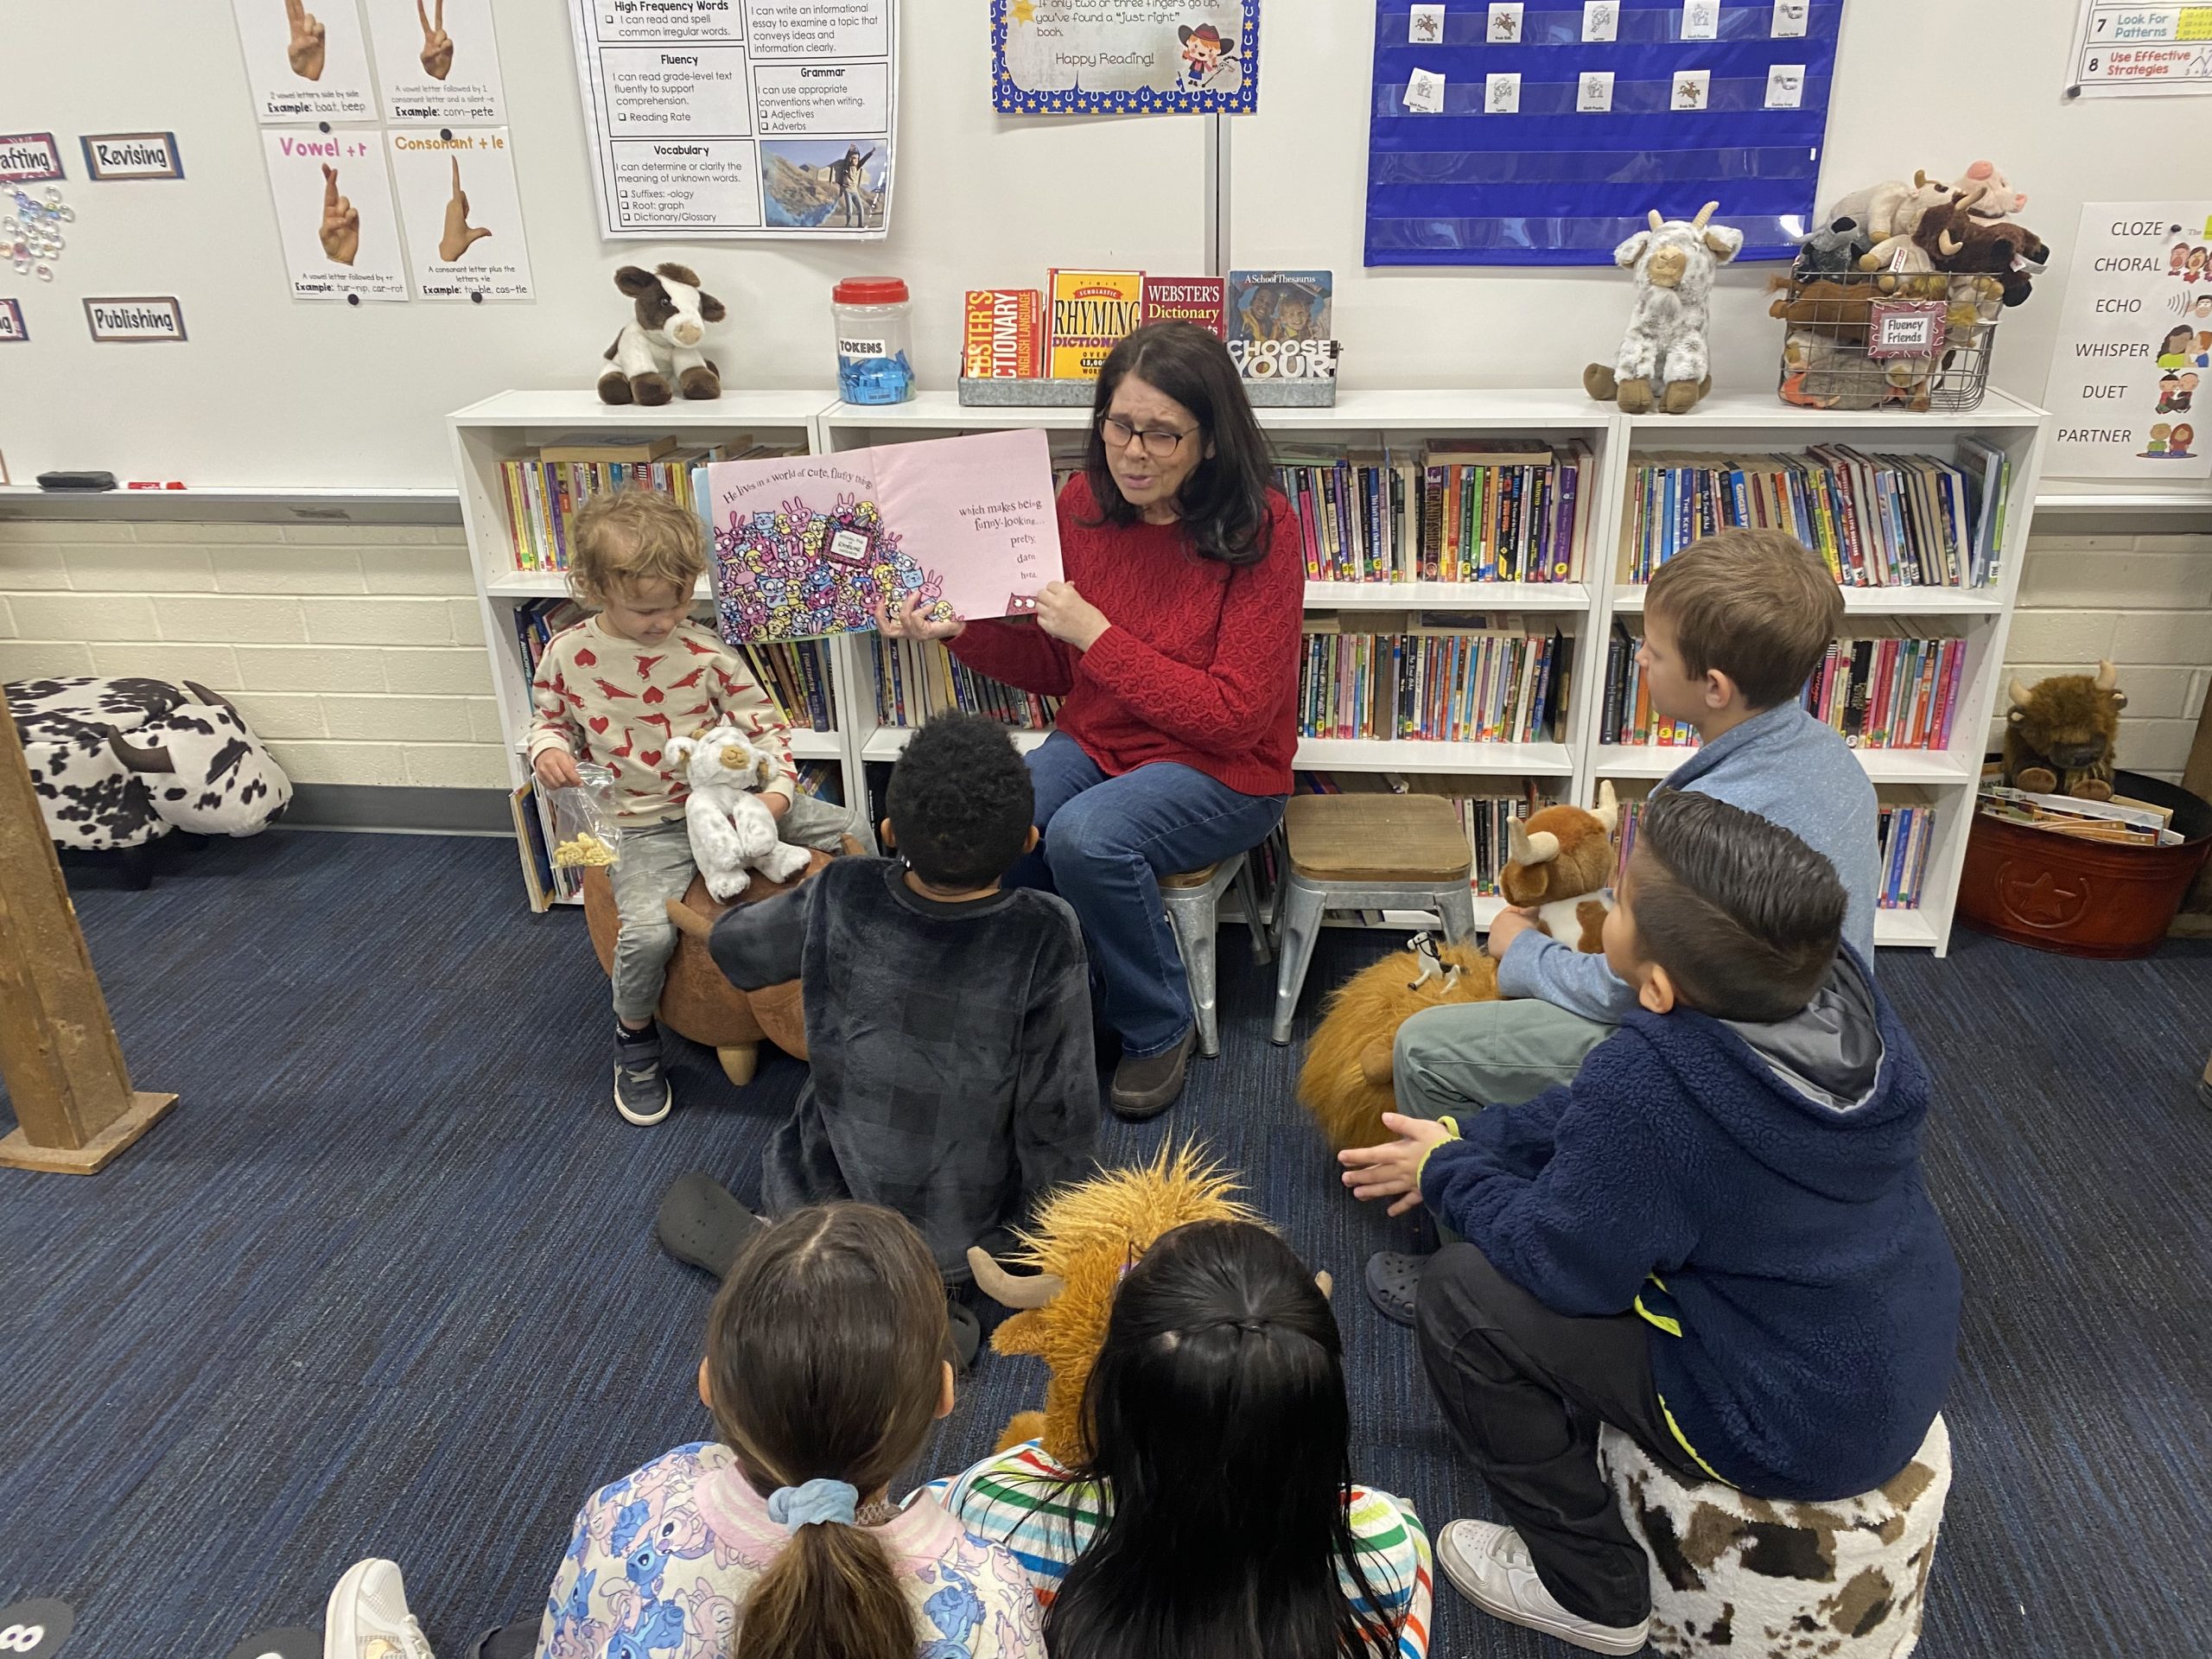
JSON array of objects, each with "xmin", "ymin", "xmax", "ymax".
[{"xmin": 766, "ymin": 1478, "xmax": 860, "ymax": 1533}]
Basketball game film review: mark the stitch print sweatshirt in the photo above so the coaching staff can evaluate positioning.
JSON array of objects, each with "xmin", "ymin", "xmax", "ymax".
[
  {"xmin": 525, "ymin": 616, "xmax": 797, "ymax": 823},
  {"xmin": 949, "ymin": 474, "xmax": 1305, "ymax": 798}
]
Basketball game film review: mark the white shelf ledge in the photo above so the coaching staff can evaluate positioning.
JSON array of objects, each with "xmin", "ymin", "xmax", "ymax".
[
  {"xmin": 1306, "ymin": 580, "xmax": 1589, "ymax": 611},
  {"xmin": 0, "ymin": 484, "xmax": 460, "ymax": 524},
  {"xmin": 788, "ymin": 731, "xmax": 842, "ymax": 760},
  {"xmin": 448, "ymin": 388, "xmax": 831, "ymax": 430},
  {"xmin": 1873, "ymin": 909, "xmax": 1940, "ymax": 949},
  {"xmin": 1610, "ymin": 583, "xmax": 2002, "ymax": 616},
  {"xmin": 1622, "ymin": 388, "xmax": 2046, "ymax": 432},
  {"xmin": 1295, "ymin": 737, "xmax": 1574, "ymax": 774},
  {"xmin": 820, "ymin": 387, "xmax": 1619, "ymax": 434},
  {"xmin": 863, "ymin": 725, "xmax": 1050, "ymax": 761},
  {"xmin": 1592, "ymin": 745, "xmax": 1971, "ymax": 785},
  {"xmin": 2033, "ymin": 488, "xmax": 2212, "ymax": 515}
]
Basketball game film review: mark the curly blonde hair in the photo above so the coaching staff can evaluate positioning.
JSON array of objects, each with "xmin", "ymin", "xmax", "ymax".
[{"xmin": 568, "ymin": 489, "xmax": 705, "ymax": 608}]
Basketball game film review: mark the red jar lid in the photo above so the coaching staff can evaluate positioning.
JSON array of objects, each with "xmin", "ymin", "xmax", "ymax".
[{"xmin": 834, "ymin": 277, "xmax": 908, "ymax": 305}]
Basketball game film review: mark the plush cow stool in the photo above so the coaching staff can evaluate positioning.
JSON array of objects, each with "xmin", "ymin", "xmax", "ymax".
[
  {"xmin": 1600, "ymin": 1415, "xmax": 1953, "ymax": 1658},
  {"xmin": 580, "ymin": 835, "xmax": 860, "ymax": 1084},
  {"xmin": 6, "ymin": 676, "xmax": 292, "ymax": 887}
]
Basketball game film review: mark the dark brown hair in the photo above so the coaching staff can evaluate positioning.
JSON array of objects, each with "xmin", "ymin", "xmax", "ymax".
[
  {"xmin": 1626, "ymin": 789, "xmax": 1846, "ymax": 1022},
  {"xmin": 1646, "ymin": 527, "xmax": 1842, "ymax": 709},
  {"xmin": 706, "ymin": 1205, "xmax": 949, "ymax": 1659},
  {"xmin": 1083, "ymin": 321, "xmax": 1277, "ymax": 566}
]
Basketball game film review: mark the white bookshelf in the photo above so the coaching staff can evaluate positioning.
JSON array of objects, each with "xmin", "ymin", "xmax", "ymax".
[
  {"xmin": 1580, "ymin": 388, "xmax": 2049, "ymax": 957},
  {"xmin": 449, "ymin": 385, "xmax": 2047, "ymax": 951}
]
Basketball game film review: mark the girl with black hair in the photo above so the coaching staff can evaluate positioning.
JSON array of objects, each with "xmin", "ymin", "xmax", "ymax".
[
  {"xmin": 929, "ymin": 1221, "xmax": 1433, "ymax": 1659},
  {"xmin": 877, "ymin": 321, "xmax": 1304, "ymax": 1123}
]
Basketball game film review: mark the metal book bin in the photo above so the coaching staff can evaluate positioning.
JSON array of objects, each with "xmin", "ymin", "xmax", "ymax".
[{"xmin": 1773, "ymin": 270, "xmax": 1999, "ymax": 415}]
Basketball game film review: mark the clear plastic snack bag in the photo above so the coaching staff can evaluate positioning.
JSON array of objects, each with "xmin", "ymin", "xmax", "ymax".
[{"xmin": 549, "ymin": 763, "xmax": 623, "ymax": 869}]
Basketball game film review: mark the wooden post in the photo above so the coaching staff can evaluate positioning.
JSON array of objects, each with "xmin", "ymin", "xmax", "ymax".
[
  {"xmin": 0, "ymin": 696, "xmax": 175, "ymax": 1173},
  {"xmin": 2180, "ymin": 683, "xmax": 2212, "ymax": 927}
]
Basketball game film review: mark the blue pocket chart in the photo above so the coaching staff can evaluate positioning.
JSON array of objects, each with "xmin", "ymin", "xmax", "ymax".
[{"xmin": 1367, "ymin": 0, "xmax": 1843, "ymax": 265}]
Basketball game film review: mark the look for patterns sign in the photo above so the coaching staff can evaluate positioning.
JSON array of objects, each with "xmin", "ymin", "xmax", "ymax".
[{"xmin": 993, "ymin": 0, "xmax": 1260, "ymax": 113}]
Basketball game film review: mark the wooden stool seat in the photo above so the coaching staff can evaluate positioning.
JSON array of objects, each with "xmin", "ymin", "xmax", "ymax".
[
  {"xmin": 1284, "ymin": 794, "xmax": 1475, "ymax": 885},
  {"xmin": 1160, "ymin": 861, "xmax": 1224, "ymax": 891},
  {"xmin": 1270, "ymin": 795, "xmax": 1478, "ymax": 1045}
]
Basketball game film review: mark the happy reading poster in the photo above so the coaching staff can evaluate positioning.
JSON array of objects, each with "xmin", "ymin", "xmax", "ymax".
[{"xmin": 704, "ymin": 429, "xmax": 1064, "ymax": 643}]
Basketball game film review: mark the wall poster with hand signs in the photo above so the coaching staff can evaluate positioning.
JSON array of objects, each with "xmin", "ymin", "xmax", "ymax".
[
  {"xmin": 261, "ymin": 130, "xmax": 408, "ymax": 301},
  {"xmin": 232, "ymin": 0, "xmax": 377, "ymax": 122},
  {"xmin": 365, "ymin": 0, "xmax": 509, "ymax": 124},
  {"xmin": 387, "ymin": 130, "xmax": 532, "ymax": 300}
]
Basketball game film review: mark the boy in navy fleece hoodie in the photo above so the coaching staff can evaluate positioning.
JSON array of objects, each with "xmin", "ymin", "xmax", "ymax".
[{"xmin": 1340, "ymin": 791, "xmax": 1959, "ymax": 1656}]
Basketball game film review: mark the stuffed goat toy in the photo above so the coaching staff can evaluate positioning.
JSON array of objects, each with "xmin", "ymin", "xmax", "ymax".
[
  {"xmin": 597, "ymin": 262, "xmax": 725, "ymax": 405},
  {"xmin": 1298, "ymin": 788, "xmax": 1623, "ymax": 1153},
  {"xmin": 1586, "ymin": 202, "xmax": 1745, "ymax": 416},
  {"xmin": 668, "ymin": 724, "xmax": 810, "ymax": 900}
]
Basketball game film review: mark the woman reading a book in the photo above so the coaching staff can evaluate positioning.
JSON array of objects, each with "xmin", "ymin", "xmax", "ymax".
[{"xmin": 880, "ymin": 321, "xmax": 1302, "ymax": 1122}]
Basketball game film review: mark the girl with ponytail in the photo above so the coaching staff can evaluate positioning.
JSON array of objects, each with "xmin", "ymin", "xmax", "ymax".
[{"xmin": 536, "ymin": 1205, "xmax": 1044, "ymax": 1659}]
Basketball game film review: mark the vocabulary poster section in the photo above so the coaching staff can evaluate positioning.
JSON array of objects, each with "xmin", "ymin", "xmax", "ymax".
[{"xmin": 568, "ymin": 0, "xmax": 897, "ymax": 238}]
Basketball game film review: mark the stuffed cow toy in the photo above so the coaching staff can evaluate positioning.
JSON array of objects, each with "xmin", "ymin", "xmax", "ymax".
[
  {"xmin": 1586, "ymin": 202, "xmax": 1745, "ymax": 416},
  {"xmin": 668, "ymin": 724, "xmax": 811, "ymax": 900},
  {"xmin": 597, "ymin": 262, "xmax": 726, "ymax": 405}
]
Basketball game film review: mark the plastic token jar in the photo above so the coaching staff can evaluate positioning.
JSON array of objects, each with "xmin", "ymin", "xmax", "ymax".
[{"xmin": 832, "ymin": 276, "xmax": 914, "ymax": 404}]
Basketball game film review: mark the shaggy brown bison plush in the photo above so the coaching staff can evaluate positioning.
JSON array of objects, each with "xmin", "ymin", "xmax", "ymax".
[
  {"xmin": 2003, "ymin": 659, "xmax": 2126, "ymax": 801},
  {"xmin": 1298, "ymin": 788, "xmax": 1621, "ymax": 1153}
]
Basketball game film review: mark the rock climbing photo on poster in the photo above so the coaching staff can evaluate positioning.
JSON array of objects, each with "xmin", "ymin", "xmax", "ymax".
[
  {"xmin": 994, "ymin": 0, "xmax": 1261, "ymax": 114},
  {"xmin": 387, "ymin": 129, "xmax": 533, "ymax": 300},
  {"xmin": 2046, "ymin": 200, "xmax": 2212, "ymax": 480},
  {"xmin": 261, "ymin": 130, "xmax": 408, "ymax": 302},
  {"xmin": 761, "ymin": 140, "xmax": 887, "ymax": 232}
]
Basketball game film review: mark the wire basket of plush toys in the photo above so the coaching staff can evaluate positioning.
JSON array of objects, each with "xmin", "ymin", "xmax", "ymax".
[{"xmin": 1772, "ymin": 162, "xmax": 2047, "ymax": 415}]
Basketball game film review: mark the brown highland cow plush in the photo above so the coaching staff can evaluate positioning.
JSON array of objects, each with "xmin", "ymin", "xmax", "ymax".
[{"xmin": 2003, "ymin": 660, "xmax": 2125, "ymax": 802}]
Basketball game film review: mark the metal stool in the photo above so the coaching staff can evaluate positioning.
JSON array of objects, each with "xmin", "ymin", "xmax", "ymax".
[
  {"xmin": 1161, "ymin": 852, "xmax": 1271, "ymax": 1058},
  {"xmin": 1269, "ymin": 794, "xmax": 1477, "ymax": 1045}
]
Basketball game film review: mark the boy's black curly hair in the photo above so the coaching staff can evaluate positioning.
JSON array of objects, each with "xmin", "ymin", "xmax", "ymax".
[{"xmin": 886, "ymin": 711, "xmax": 1036, "ymax": 890}]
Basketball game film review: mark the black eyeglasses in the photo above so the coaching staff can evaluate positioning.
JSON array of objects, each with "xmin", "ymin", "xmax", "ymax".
[{"xmin": 1100, "ymin": 414, "xmax": 1196, "ymax": 460}]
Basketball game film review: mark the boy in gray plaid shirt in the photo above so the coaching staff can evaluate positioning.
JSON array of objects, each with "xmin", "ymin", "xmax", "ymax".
[{"xmin": 658, "ymin": 712, "xmax": 1101, "ymax": 1362}]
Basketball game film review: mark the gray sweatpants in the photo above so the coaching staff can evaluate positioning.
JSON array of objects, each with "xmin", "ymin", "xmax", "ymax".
[
  {"xmin": 608, "ymin": 793, "xmax": 855, "ymax": 1023},
  {"xmin": 1393, "ymin": 999, "xmax": 1611, "ymax": 1244}
]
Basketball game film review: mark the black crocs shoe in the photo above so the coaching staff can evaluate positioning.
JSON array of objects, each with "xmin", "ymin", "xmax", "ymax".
[
  {"xmin": 1364, "ymin": 1249, "xmax": 1427, "ymax": 1327},
  {"xmin": 657, "ymin": 1171, "xmax": 762, "ymax": 1278}
]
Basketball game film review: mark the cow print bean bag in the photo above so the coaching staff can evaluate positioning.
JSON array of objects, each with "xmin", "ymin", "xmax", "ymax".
[
  {"xmin": 6, "ymin": 677, "xmax": 293, "ymax": 852},
  {"xmin": 1600, "ymin": 1414, "xmax": 1951, "ymax": 1658}
]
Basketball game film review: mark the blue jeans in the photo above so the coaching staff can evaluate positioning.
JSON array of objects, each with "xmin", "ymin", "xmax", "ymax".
[{"xmin": 1008, "ymin": 733, "xmax": 1286, "ymax": 1058}]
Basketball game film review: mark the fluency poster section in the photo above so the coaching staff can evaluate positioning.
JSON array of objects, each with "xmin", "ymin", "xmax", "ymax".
[
  {"xmin": 1366, "ymin": 0, "xmax": 1841, "ymax": 265},
  {"xmin": 566, "ymin": 0, "xmax": 897, "ymax": 238}
]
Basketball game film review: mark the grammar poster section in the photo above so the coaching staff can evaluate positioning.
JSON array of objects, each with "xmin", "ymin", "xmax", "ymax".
[
  {"xmin": 2047, "ymin": 200, "xmax": 2212, "ymax": 480},
  {"xmin": 567, "ymin": 0, "xmax": 897, "ymax": 238}
]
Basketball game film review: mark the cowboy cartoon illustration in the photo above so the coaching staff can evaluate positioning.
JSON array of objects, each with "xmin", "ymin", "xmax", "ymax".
[{"xmin": 1178, "ymin": 22, "xmax": 1240, "ymax": 88}]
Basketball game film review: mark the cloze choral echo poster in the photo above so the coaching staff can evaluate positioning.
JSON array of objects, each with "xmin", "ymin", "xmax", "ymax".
[{"xmin": 704, "ymin": 429, "xmax": 1063, "ymax": 643}]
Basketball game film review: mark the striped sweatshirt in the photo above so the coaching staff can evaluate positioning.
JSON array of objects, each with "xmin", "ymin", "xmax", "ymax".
[{"xmin": 922, "ymin": 1441, "xmax": 1433, "ymax": 1659}]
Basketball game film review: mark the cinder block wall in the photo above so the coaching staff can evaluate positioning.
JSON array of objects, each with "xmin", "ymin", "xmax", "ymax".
[
  {"xmin": 0, "ymin": 521, "xmax": 511, "ymax": 794},
  {"xmin": 1993, "ymin": 529, "xmax": 2211, "ymax": 782}
]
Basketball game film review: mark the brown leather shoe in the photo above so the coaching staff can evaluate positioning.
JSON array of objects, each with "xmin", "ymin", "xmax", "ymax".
[{"xmin": 1110, "ymin": 1027, "xmax": 1193, "ymax": 1121}]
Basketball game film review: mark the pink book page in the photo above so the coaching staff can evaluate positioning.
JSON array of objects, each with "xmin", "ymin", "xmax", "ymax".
[
  {"xmin": 705, "ymin": 429, "xmax": 1061, "ymax": 642},
  {"xmin": 869, "ymin": 428, "xmax": 1062, "ymax": 622}
]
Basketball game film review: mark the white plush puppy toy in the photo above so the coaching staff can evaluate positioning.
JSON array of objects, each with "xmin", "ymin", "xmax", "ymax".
[
  {"xmin": 597, "ymin": 262, "xmax": 726, "ymax": 405},
  {"xmin": 668, "ymin": 725, "xmax": 811, "ymax": 900}
]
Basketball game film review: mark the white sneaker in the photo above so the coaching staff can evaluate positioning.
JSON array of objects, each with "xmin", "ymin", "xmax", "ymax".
[
  {"xmin": 326, "ymin": 1558, "xmax": 437, "ymax": 1659},
  {"xmin": 1436, "ymin": 1519, "xmax": 1651, "ymax": 1656}
]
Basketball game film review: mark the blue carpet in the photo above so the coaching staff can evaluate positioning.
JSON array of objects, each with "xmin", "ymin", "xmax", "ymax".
[{"xmin": 3, "ymin": 829, "xmax": 2209, "ymax": 1658}]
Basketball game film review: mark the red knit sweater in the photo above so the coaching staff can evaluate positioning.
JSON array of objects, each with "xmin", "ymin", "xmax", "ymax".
[{"xmin": 949, "ymin": 474, "xmax": 1304, "ymax": 798}]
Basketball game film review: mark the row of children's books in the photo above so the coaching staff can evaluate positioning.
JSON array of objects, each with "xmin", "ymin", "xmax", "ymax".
[
  {"xmin": 1299, "ymin": 617, "xmax": 1569, "ymax": 745},
  {"xmin": 507, "ymin": 597, "xmax": 836, "ymax": 734},
  {"xmin": 1876, "ymin": 803, "xmax": 1939, "ymax": 909},
  {"xmin": 1624, "ymin": 440, "xmax": 2011, "ymax": 588},
  {"xmin": 499, "ymin": 431, "xmax": 800, "ymax": 573},
  {"xmin": 1596, "ymin": 623, "xmax": 1964, "ymax": 752},
  {"xmin": 1976, "ymin": 785, "xmax": 2181, "ymax": 847},
  {"xmin": 1275, "ymin": 439, "xmax": 1593, "ymax": 585},
  {"xmin": 510, "ymin": 760, "xmax": 844, "ymax": 912},
  {"xmin": 869, "ymin": 636, "xmax": 1061, "ymax": 731},
  {"xmin": 963, "ymin": 269, "xmax": 1335, "ymax": 379}
]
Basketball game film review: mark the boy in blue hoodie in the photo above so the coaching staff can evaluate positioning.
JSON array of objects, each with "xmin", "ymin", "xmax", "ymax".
[
  {"xmin": 1366, "ymin": 527, "xmax": 1879, "ymax": 1323},
  {"xmin": 1339, "ymin": 790, "xmax": 1959, "ymax": 1656}
]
